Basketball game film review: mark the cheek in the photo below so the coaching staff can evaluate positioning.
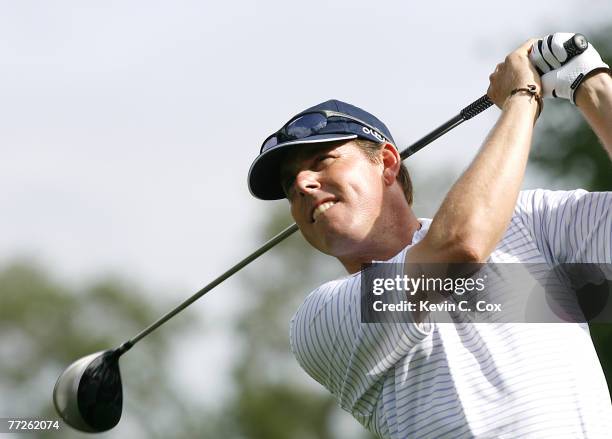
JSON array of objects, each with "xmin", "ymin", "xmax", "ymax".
[
  {"xmin": 343, "ymin": 164, "xmax": 385, "ymax": 206},
  {"xmin": 290, "ymin": 204, "xmax": 310, "ymax": 230},
  {"xmin": 329, "ymin": 186, "xmax": 383, "ymax": 233}
]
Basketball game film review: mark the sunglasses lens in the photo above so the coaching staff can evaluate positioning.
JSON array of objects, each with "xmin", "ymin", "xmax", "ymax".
[
  {"xmin": 286, "ymin": 113, "xmax": 327, "ymax": 139},
  {"xmin": 261, "ymin": 136, "xmax": 279, "ymax": 152}
]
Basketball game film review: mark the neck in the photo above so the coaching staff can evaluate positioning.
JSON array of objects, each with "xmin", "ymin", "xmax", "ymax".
[{"xmin": 338, "ymin": 204, "xmax": 421, "ymax": 274}]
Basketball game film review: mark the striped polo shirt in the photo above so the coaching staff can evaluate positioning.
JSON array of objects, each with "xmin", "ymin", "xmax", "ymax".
[{"xmin": 290, "ymin": 189, "xmax": 612, "ymax": 438}]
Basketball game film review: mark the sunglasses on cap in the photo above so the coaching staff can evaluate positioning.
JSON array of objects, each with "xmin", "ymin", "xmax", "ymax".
[{"xmin": 260, "ymin": 110, "xmax": 389, "ymax": 153}]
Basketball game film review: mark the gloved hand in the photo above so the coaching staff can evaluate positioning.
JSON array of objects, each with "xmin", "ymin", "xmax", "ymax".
[{"xmin": 529, "ymin": 32, "xmax": 610, "ymax": 104}]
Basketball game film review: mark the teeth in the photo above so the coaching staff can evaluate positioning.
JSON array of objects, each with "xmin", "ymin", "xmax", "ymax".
[{"xmin": 312, "ymin": 201, "xmax": 336, "ymax": 222}]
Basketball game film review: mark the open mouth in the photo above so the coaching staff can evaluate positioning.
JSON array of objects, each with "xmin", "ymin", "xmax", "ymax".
[{"xmin": 312, "ymin": 201, "xmax": 337, "ymax": 223}]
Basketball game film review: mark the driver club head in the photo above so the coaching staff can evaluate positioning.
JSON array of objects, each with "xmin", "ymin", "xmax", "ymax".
[{"xmin": 53, "ymin": 349, "xmax": 123, "ymax": 432}]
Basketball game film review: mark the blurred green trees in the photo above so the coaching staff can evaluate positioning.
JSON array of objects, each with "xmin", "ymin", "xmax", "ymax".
[
  {"xmin": 0, "ymin": 260, "xmax": 223, "ymax": 439},
  {"xmin": 0, "ymin": 240, "xmax": 375, "ymax": 439}
]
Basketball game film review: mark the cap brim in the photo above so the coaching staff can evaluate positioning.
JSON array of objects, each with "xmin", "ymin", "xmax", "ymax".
[{"xmin": 247, "ymin": 133, "xmax": 358, "ymax": 200}]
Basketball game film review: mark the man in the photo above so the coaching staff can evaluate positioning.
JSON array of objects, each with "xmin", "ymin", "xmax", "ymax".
[{"xmin": 248, "ymin": 34, "xmax": 612, "ymax": 438}]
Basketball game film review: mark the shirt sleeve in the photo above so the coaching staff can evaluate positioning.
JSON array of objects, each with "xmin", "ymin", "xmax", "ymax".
[
  {"xmin": 289, "ymin": 251, "xmax": 433, "ymax": 423},
  {"xmin": 517, "ymin": 189, "xmax": 612, "ymax": 264}
]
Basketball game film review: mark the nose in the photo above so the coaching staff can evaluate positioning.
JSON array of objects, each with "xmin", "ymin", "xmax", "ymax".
[{"xmin": 294, "ymin": 169, "xmax": 320, "ymax": 196}]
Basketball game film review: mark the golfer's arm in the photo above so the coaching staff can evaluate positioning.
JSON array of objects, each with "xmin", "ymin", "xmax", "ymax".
[
  {"xmin": 575, "ymin": 71, "xmax": 612, "ymax": 159},
  {"xmin": 408, "ymin": 94, "xmax": 539, "ymax": 264}
]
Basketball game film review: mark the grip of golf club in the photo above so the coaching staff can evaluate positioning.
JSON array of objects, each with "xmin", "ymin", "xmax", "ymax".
[
  {"xmin": 529, "ymin": 33, "xmax": 589, "ymax": 73},
  {"xmin": 460, "ymin": 95, "xmax": 494, "ymax": 120}
]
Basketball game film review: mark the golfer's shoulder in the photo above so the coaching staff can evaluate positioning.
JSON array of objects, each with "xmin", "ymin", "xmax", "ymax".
[
  {"xmin": 514, "ymin": 188, "xmax": 596, "ymax": 215},
  {"xmin": 298, "ymin": 274, "xmax": 360, "ymax": 313},
  {"xmin": 290, "ymin": 274, "xmax": 361, "ymax": 336}
]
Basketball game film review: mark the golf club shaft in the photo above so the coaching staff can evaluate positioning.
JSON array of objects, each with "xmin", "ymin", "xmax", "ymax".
[
  {"xmin": 116, "ymin": 93, "xmax": 495, "ymax": 355},
  {"xmin": 401, "ymin": 95, "xmax": 493, "ymax": 159}
]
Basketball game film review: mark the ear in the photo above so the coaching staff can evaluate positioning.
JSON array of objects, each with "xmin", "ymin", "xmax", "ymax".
[{"xmin": 381, "ymin": 143, "xmax": 401, "ymax": 186}]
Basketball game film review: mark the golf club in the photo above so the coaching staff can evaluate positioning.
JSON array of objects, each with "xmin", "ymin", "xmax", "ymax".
[{"xmin": 53, "ymin": 34, "xmax": 589, "ymax": 433}]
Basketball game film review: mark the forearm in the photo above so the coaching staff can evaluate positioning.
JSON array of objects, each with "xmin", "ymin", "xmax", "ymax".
[
  {"xmin": 406, "ymin": 95, "xmax": 537, "ymax": 323},
  {"xmin": 575, "ymin": 71, "xmax": 612, "ymax": 158},
  {"xmin": 424, "ymin": 94, "xmax": 538, "ymax": 262}
]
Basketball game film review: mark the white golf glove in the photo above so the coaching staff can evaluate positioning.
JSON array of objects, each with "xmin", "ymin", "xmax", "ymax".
[{"xmin": 530, "ymin": 32, "xmax": 610, "ymax": 104}]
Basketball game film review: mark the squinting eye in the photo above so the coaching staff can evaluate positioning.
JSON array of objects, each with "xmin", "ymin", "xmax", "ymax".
[{"xmin": 311, "ymin": 155, "xmax": 334, "ymax": 172}]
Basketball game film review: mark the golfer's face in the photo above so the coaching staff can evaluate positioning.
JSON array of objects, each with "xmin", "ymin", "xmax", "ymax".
[{"xmin": 281, "ymin": 141, "xmax": 385, "ymax": 256}]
